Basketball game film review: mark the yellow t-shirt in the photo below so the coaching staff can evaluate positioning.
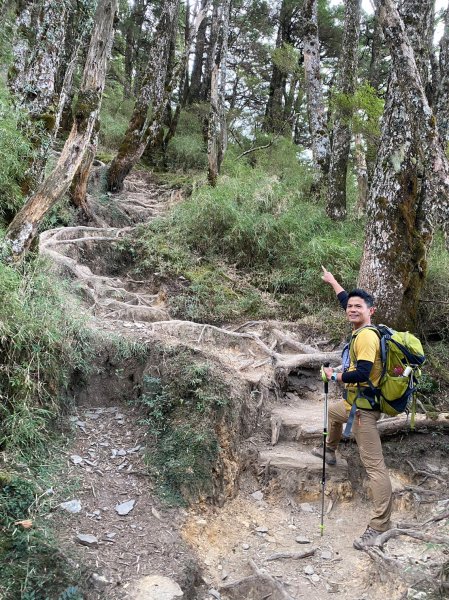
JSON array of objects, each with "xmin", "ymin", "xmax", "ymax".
[{"xmin": 344, "ymin": 326, "xmax": 382, "ymax": 407}]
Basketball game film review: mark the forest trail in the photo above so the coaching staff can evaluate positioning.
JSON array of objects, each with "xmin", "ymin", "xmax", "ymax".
[{"xmin": 42, "ymin": 171, "xmax": 449, "ymax": 600}]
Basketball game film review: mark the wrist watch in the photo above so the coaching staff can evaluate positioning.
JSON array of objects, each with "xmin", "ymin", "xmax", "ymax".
[{"xmin": 331, "ymin": 371, "xmax": 338, "ymax": 382}]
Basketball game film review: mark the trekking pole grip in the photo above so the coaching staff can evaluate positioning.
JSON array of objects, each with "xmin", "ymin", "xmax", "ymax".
[{"xmin": 323, "ymin": 362, "xmax": 329, "ymax": 394}]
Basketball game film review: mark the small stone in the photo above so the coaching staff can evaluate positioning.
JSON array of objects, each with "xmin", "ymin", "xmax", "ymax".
[
  {"xmin": 208, "ymin": 589, "xmax": 220, "ymax": 600},
  {"xmin": 115, "ymin": 414, "xmax": 125, "ymax": 420},
  {"xmin": 86, "ymin": 413, "xmax": 100, "ymax": 420},
  {"xmin": 255, "ymin": 526, "xmax": 268, "ymax": 533},
  {"xmin": 105, "ymin": 532, "xmax": 117, "ymax": 539},
  {"xmin": 251, "ymin": 490, "xmax": 264, "ymax": 501},
  {"xmin": 299, "ymin": 503, "xmax": 314, "ymax": 513},
  {"xmin": 407, "ymin": 591, "xmax": 427, "ymax": 600},
  {"xmin": 76, "ymin": 420, "xmax": 86, "ymax": 428},
  {"xmin": 196, "ymin": 518, "xmax": 208, "ymax": 526},
  {"xmin": 242, "ymin": 543, "xmax": 250, "ymax": 550},
  {"xmin": 311, "ymin": 574, "xmax": 320, "ymax": 583},
  {"xmin": 115, "ymin": 499, "xmax": 136, "ymax": 516},
  {"xmin": 304, "ymin": 565, "xmax": 315, "ymax": 576},
  {"xmin": 92, "ymin": 573, "xmax": 111, "ymax": 589},
  {"xmin": 127, "ymin": 446, "xmax": 141, "ymax": 454},
  {"xmin": 70, "ymin": 455, "xmax": 83, "ymax": 465},
  {"xmin": 321, "ymin": 550, "xmax": 332, "ymax": 560},
  {"xmin": 130, "ymin": 575, "xmax": 183, "ymax": 599},
  {"xmin": 116, "ymin": 449, "xmax": 127, "ymax": 457},
  {"xmin": 296, "ymin": 536, "xmax": 311, "ymax": 544},
  {"xmin": 326, "ymin": 582, "xmax": 340, "ymax": 594},
  {"xmin": 60, "ymin": 499, "xmax": 82, "ymax": 514},
  {"xmin": 151, "ymin": 507, "xmax": 162, "ymax": 520},
  {"xmin": 76, "ymin": 534, "xmax": 98, "ymax": 548},
  {"xmin": 221, "ymin": 571, "xmax": 229, "ymax": 581}
]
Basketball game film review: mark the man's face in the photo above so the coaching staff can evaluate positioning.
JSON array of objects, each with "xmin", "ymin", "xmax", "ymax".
[{"xmin": 346, "ymin": 296, "xmax": 375, "ymax": 329}]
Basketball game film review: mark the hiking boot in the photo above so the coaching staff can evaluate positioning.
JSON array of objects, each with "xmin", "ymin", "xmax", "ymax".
[
  {"xmin": 311, "ymin": 446, "xmax": 336, "ymax": 465},
  {"xmin": 353, "ymin": 526, "xmax": 381, "ymax": 550}
]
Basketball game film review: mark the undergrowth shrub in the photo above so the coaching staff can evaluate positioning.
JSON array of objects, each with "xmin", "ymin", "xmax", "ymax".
[
  {"xmin": 0, "ymin": 79, "xmax": 33, "ymax": 223},
  {"xmin": 99, "ymin": 81, "xmax": 134, "ymax": 150},
  {"xmin": 0, "ymin": 255, "xmax": 93, "ymax": 454},
  {"xmin": 165, "ymin": 109, "xmax": 207, "ymax": 171},
  {"xmin": 136, "ymin": 350, "xmax": 230, "ymax": 504},
  {"xmin": 0, "ymin": 472, "xmax": 86, "ymax": 598}
]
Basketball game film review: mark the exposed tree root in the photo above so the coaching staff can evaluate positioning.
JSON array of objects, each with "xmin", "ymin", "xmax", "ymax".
[{"xmin": 220, "ymin": 559, "xmax": 296, "ymax": 600}]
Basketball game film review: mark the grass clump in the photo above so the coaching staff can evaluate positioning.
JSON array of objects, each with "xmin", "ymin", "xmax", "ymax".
[
  {"xmin": 0, "ymin": 257, "xmax": 93, "ymax": 455},
  {"xmin": 0, "ymin": 470, "xmax": 85, "ymax": 599},
  {"xmin": 136, "ymin": 350, "xmax": 230, "ymax": 504},
  {"xmin": 0, "ymin": 79, "xmax": 34, "ymax": 223}
]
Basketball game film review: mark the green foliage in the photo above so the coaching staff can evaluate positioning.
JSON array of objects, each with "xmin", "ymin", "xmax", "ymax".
[
  {"xmin": 332, "ymin": 83, "xmax": 384, "ymax": 143},
  {"xmin": 271, "ymin": 43, "xmax": 301, "ymax": 76},
  {"xmin": 136, "ymin": 351, "xmax": 229, "ymax": 503},
  {"xmin": 99, "ymin": 81, "xmax": 134, "ymax": 150},
  {"xmin": 0, "ymin": 254, "xmax": 93, "ymax": 455},
  {"xmin": 0, "ymin": 79, "xmax": 33, "ymax": 222}
]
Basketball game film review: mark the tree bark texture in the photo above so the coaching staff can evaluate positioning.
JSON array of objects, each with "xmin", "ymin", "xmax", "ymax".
[
  {"xmin": 106, "ymin": 0, "xmax": 180, "ymax": 192},
  {"xmin": 358, "ymin": 0, "xmax": 449, "ymax": 329},
  {"xmin": 9, "ymin": 0, "xmax": 69, "ymax": 118},
  {"xmin": 4, "ymin": 0, "xmax": 118, "ymax": 260},
  {"xmin": 326, "ymin": 0, "xmax": 361, "ymax": 220},
  {"xmin": 354, "ymin": 133, "xmax": 368, "ymax": 218},
  {"xmin": 436, "ymin": 6, "xmax": 449, "ymax": 144},
  {"xmin": 207, "ymin": 0, "xmax": 231, "ymax": 186},
  {"xmin": 302, "ymin": 0, "xmax": 330, "ymax": 176}
]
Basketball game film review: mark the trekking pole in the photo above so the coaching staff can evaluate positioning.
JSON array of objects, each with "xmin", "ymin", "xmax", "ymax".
[{"xmin": 319, "ymin": 361, "xmax": 330, "ymax": 537}]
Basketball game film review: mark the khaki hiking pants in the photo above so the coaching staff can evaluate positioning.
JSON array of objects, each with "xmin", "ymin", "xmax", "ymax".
[{"xmin": 326, "ymin": 399, "xmax": 392, "ymax": 532}]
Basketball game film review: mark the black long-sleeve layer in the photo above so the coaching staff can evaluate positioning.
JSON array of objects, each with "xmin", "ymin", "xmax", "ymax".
[
  {"xmin": 336, "ymin": 290, "xmax": 374, "ymax": 384},
  {"xmin": 337, "ymin": 290, "xmax": 349, "ymax": 310},
  {"xmin": 341, "ymin": 359, "xmax": 373, "ymax": 383}
]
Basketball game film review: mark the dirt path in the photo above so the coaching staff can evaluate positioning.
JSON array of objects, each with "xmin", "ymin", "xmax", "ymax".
[{"xmin": 42, "ymin": 169, "xmax": 449, "ymax": 600}]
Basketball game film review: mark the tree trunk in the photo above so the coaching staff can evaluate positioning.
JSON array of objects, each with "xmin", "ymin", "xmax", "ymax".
[
  {"xmin": 187, "ymin": 0, "xmax": 208, "ymax": 104},
  {"xmin": 436, "ymin": 5, "xmax": 449, "ymax": 144},
  {"xmin": 354, "ymin": 133, "xmax": 368, "ymax": 218},
  {"xmin": 8, "ymin": 0, "xmax": 70, "ymax": 187},
  {"xmin": 358, "ymin": 0, "xmax": 449, "ymax": 329},
  {"xmin": 263, "ymin": 0, "xmax": 293, "ymax": 134},
  {"xmin": 207, "ymin": 0, "xmax": 231, "ymax": 186},
  {"xmin": 106, "ymin": 0, "xmax": 180, "ymax": 193},
  {"xmin": 326, "ymin": 0, "xmax": 361, "ymax": 220},
  {"xmin": 302, "ymin": 0, "xmax": 330, "ymax": 177},
  {"xmin": 70, "ymin": 131, "xmax": 98, "ymax": 219},
  {"xmin": 3, "ymin": 0, "xmax": 118, "ymax": 261}
]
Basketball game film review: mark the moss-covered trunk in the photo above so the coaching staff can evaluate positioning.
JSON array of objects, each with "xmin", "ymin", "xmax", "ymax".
[{"xmin": 358, "ymin": 0, "xmax": 449, "ymax": 330}]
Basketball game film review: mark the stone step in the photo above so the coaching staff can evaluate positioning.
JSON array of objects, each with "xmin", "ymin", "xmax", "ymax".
[
  {"xmin": 259, "ymin": 442, "xmax": 352, "ymax": 501},
  {"xmin": 271, "ymin": 403, "xmax": 325, "ymax": 444}
]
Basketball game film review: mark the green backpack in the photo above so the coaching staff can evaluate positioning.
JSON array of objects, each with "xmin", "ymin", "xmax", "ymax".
[{"xmin": 342, "ymin": 325, "xmax": 425, "ymax": 433}]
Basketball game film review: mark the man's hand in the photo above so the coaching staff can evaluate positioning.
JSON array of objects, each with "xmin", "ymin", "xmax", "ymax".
[
  {"xmin": 321, "ymin": 265, "xmax": 336, "ymax": 285},
  {"xmin": 323, "ymin": 367, "xmax": 333, "ymax": 381},
  {"xmin": 321, "ymin": 266, "xmax": 345, "ymax": 295}
]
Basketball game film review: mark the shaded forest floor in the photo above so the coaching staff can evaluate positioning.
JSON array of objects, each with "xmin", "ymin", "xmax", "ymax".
[{"xmin": 43, "ymin": 169, "xmax": 449, "ymax": 600}]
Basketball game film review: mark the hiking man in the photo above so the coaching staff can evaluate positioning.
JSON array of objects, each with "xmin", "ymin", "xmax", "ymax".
[{"xmin": 313, "ymin": 266, "xmax": 392, "ymax": 550}]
